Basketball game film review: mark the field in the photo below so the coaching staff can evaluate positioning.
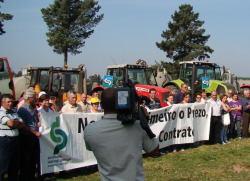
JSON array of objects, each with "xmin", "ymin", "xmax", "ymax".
[{"xmin": 50, "ymin": 138, "xmax": 250, "ymax": 181}]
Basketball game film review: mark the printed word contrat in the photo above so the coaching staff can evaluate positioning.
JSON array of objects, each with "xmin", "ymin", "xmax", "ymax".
[{"xmin": 159, "ymin": 127, "xmax": 194, "ymax": 142}]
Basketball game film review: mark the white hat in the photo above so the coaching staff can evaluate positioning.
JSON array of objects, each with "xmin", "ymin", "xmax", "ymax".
[{"xmin": 38, "ymin": 91, "xmax": 46, "ymax": 98}]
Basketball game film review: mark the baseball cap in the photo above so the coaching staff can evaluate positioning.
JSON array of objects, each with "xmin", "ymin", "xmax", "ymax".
[{"xmin": 91, "ymin": 97, "xmax": 100, "ymax": 104}]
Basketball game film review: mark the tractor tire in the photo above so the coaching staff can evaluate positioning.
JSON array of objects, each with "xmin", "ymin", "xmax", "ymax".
[{"xmin": 164, "ymin": 85, "xmax": 179, "ymax": 95}]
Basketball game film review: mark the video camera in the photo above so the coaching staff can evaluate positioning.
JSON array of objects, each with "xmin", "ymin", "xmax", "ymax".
[{"xmin": 115, "ymin": 80, "xmax": 156, "ymax": 139}]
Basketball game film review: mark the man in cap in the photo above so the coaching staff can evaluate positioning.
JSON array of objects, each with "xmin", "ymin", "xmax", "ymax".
[
  {"xmin": 61, "ymin": 90, "xmax": 82, "ymax": 113},
  {"xmin": 17, "ymin": 89, "xmax": 41, "ymax": 181},
  {"xmin": 87, "ymin": 89, "xmax": 102, "ymax": 112}
]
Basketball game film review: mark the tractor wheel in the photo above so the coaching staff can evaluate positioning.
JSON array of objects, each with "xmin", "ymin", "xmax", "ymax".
[{"xmin": 164, "ymin": 85, "xmax": 179, "ymax": 95}]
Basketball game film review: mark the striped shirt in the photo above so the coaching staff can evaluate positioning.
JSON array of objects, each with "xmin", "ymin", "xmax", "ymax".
[{"xmin": 0, "ymin": 107, "xmax": 23, "ymax": 137}]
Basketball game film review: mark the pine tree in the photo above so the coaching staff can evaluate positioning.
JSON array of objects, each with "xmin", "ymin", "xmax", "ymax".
[
  {"xmin": 0, "ymin": 0, "xmax": 13, "ymax": 35},
  {"xmin": 156, "ymin": 4, "xmax": 213, "ymax": 62},
  {"xmin": 41, "ymin": 0, "xmax": 104, "ymax": 66}
]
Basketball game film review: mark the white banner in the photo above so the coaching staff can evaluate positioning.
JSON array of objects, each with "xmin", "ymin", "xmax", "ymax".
[
  {"xmin": 39, "ymin": 112, "xmax": 103, "ymax": 174},
  {"xmin": 148, "ymin": 103, "xmax": 211, "ymax": 148},
  {"xmin": 39, "ymin": 103, "xmax": 211, "ymax": 174}
]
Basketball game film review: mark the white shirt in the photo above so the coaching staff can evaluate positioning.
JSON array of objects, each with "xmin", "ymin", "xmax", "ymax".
[
  {"xmin": 208, "ymin": 98, "xmax": 222, "ymax": 116},
  {"xmin": 84, "ymin": 114, "xmax": 158, "ymax": 181},
  {"xmin": 201, "ymin": 98, "xmax": 207, "ymax": 103},
  {"xmin": 61, "ymin": 103, "xmax": 83, "ymax": 113},
  {"xmin": 37, "ymin": 107, "xmax": 54, "ymax": 114},
  {"xmin": 0, "ymin": 107, "xmax": 23, "ymax": 137}
]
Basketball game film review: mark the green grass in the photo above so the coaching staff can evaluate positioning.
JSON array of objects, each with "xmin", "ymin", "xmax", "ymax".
[{"xmin": 52, "ymin": 138, "xmax": 250, "ymax": 181}]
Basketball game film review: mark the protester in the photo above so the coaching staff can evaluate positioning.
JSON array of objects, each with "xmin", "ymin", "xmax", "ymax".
[
  {"xmin": 166, "ymin": 93, "xmax": 174, "ymax": 106},
  {"xmin": 86, "ymin": 97, "xmax": 102, "ymax": 113},
  {"xmin": 207, "ymin": 91, "xmax": 222, "ymax": 144},
  {"xmin": 48, "ymin": 92, "xmax": 60, "ymax": 112},
  {"xmin": 0, "ymin": 94, "xmax": 29, "ymax": 181},
  {"xmin": 241, "ymin": 89, "xmax": 250, "ymax": 138},
  {"xmin": 228, "ymin": 93, "xmax": 242, "ymax": 140},
  {"xmin": 200, "ymin": 89, "xmax": 208, "ymax": 103},
  {"xmin": 84, "ymin": 88, "xmax": 159, "ymax": 181},
  {"xmin": 147, "ymin": 88, "xmax": 161, "ymax": 109},
  {"xmin": 195, "ymin": 93, "xmax": 202, "ymax": 103},
  {"xmin": 174, "ymin": 83, "xmax": 190, "ymax": 104},
  {"xmin": 139, "ymin": 96, "xmax": 150, "ymax": 119},
  {"xmin": 227, "ymin": 89, "xmax": 233, "ymax": 102},
  {"xmin": 61, "ymin": 90, "xmax": 82, "ymax": 113},
  {"xmin": 37, "ymin": 94, "xmax": 54, "ymax": 114},
  {"xmin": 87, "ymin": 89, "xmax": 102, "ymax": 111},
  {"xmin": 78, "ymin": 93, "xmax": 89, "ymax": 112},
  {"xmin": 220, "ymin": 94, "xmax": 231, "ymax": 144},
  {"xmin": 181, "ymin": 93, "xmax": 190, "ymax": 104},
  {"xmin": 17, "ymin": 89, "xmax": 41, "ymax": 181},
  {"xmin": 179, "ymin": 92, "xmax": 191, "ymax": 151}
]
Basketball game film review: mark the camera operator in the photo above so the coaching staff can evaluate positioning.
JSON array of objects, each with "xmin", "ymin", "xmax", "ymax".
[{"xmin": 84, "ymin": 88, "xmax": 159, "ymax": 181}]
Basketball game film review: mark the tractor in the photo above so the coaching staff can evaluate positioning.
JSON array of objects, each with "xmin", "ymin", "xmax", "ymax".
[
  {"xmin": 163, "ymin": 61, "xmax": 236, "ymax": 101},
  {"xmin": 104, "ymin": 59, "xmax": 171, "ymax": 106}
]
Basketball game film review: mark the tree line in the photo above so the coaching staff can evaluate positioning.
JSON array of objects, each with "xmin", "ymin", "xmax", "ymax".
[{"xmin": 1, "ymin": 1, "xmax": 213, "ymax": 75}]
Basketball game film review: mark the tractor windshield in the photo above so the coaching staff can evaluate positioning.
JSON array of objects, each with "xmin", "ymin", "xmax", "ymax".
[
  {"xmin": 128, "ymin": 69, "xmax": 147, "ymax": 85},
  {"xmin": 52, "ymin": 71, "xmax": 80, "ymax": 92},
  {"xmin": 127, "ymin": 68, "xmax": 156, "ymax": 85},
  {"xmin": 108, "ymin": 67, "xmax": 157, "ymax": 87},
  {"xmin": 196, "ymin": 64, "xmax": 222, "ymax": 81},
  {"xmin": 180, "ymin": 63, "xmax": 222, "ymax": 86}
]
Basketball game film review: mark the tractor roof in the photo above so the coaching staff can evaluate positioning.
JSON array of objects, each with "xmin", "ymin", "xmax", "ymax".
[
  {"xmin": 179, "ymin": 61, "xmax": 217, "ymax": 66},
  {"xmin": 107, "ymin": 64, "xmax": 147, "ymax": 69}
]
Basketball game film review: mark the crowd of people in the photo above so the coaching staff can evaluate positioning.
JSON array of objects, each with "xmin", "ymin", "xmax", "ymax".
[
  {"xmin": 0, "ymin": 83, "xmax": 250, "ymax": 180},
  {"xmin": 0, "ymin": 87, "xmax": 104, "ymax": 181},
  {"xmin": 142, "ymin": 84, "xmax": 250, "ymax": 151}
]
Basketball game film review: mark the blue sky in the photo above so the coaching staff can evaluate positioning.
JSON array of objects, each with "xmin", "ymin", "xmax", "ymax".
[{"xmin": 0, "ymin": 0, "xmax": 250, "ymax": 77}]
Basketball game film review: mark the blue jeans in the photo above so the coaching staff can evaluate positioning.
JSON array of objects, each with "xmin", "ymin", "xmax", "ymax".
[
  {"xmin": 220, "ymin": 125, "xmax": 228, "ymax": 143},
  {"xmin": 229, "ymin": 114, "xmax": 242, "ymax": 139}
]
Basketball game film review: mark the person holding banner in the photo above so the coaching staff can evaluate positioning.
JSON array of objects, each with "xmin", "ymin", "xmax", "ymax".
[
  {"xmin": 147, "ymin": 88, "xmax": 161, "ymax": 109},
  {"xmin": 201, "ymin": 89, "xmax": 208, "ymax": 103},
  {"xmin": 37, "ymin": 94, "xmax": 54, "ymax": 114},
  {"xmin": 208, "ymin": 91, "xmax": 222, "ymax": 144},
  {"xmin": 220, "ymin": 94, "xmax": 231, "ymax": 144},
  {"xmin": 86, "ymin": 97, "xmax": 102, "ymax": 113},
  {"xmin": 78, "ymin": 93, "xmax": 89, "ymax": 112},
  {"xmin": 61, "ymin": 90, "xmax": 82, "ymax": 113},
  {"xmin": 84, "ymin": 88, "xmax": 159, "ymax": 181},
  {"xmin": 195, "ymin": 93, "xmax": 202, "ymax": 103},
  {"xmin": 166, "ymin": 93, "xmax": 174, "ymax": 106},
  {"xmin": 17, "ymin": 89, "xmax": 41, "ymax": 181}
]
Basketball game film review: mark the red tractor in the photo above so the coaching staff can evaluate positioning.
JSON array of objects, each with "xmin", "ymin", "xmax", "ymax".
[{"xmin": 98, "ymin": 60, "xmax": 171, "ymax": 107}]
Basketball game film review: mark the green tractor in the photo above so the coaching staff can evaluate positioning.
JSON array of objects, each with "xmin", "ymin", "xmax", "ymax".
[{"xmin": 163, "ymin": 61, "xmax": 236, "ymax": 101}]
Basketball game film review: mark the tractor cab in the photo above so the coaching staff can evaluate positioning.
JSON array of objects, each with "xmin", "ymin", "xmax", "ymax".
[
  {"xmin": 107, "ymin": 60, "xmax": 157, "ymax": 87},
  {"xmin": 27, "ymin": 64, "xmax": 87, "ymax": 107},
  {"xmin": 179, "ymin": 61, "xmax": 222, "ymax": 89}
]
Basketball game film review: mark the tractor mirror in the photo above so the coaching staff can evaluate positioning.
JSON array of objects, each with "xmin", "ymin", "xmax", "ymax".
[{"xmin": 0, "ymin": 59, "xmax": 4, "ymax": 72}]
